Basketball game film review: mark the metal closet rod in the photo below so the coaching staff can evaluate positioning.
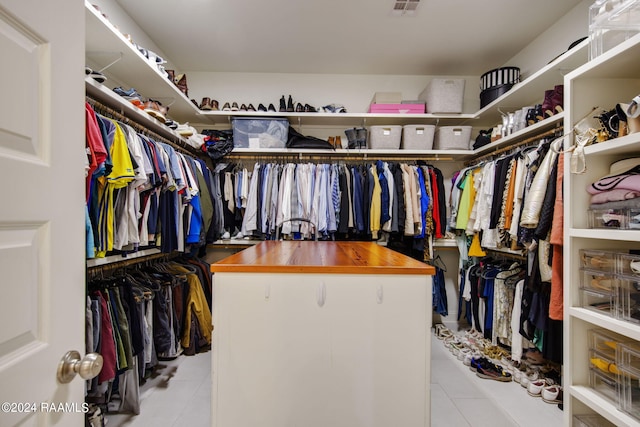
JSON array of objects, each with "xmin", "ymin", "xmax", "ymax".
[
  {"xmin": 466, "ymin": 127, "xmax": 562, "ymax": 166},
  {"xmin": 87, "ymin": 252, "xmax": 178, "ymax": 276},
  {"xmin": 225, "ymin": 154, "xmax": 454, "ymax": 162},
  {"xmin": 86, "ymin": 96, "xmax": 199, "ymax": 157}
]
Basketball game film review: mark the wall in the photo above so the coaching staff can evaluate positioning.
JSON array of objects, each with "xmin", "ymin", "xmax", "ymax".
[
  {"xmin": 186, "ymin": 72, "xmax": 480, "ymax": 117},
  {"xmin": 502, "ymin": 0, "xmax": 591, "ymax": 79}
]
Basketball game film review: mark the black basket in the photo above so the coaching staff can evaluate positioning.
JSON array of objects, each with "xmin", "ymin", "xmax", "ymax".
[{"xmin": 480, "ymin": 83, "xmax": 515, "ymax": 109}]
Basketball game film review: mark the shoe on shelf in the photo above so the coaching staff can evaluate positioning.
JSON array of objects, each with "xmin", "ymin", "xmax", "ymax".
[
  {"xmin": 231, "ymin": 102, "xmax": 239, "ymax": 111},
  {"xmin": 295, "ymin": 102, "xmax": 304, "ymax": 112},
  {"xmin": 240, "ymin": 103, "xmax": 247, "ymax": 111},
  {"xmin": 200, "ymin": 97, "xmax": 212, "ymax": 110},
  {"xmin": 210, "ymin": 99, "xmax": 219, "ymax": 111},
  {"xmin": 143, "ymin": 99, "xmax": 167, "ymax": 122},
  {"xmin": 287, "ymin": 95, "xmax": 294, "ymax": 112},
  {"xmin": 176, "ymin": 123, "xmax": 196, "ymax": 137},
  {"xmin": 268, "ymin": 103, "xmax": 277, "ymax": 112},
  {"xmin": 279, "ymin": 96, "xmax": 286, "ymax": 112},
  {"xmin": 551, "ymin": 85, "xmax": 563, "ymax": 114},
  {"xmin": 247, "ymin": 103, "xmax": 256, "ymax": 112},
  {"xmin": 165, "ymin": 119, "xmax": 178, "ymax": 130},
  {"xmin": 221, "ymin": 231, "xmax": 231, "ymax": 240},
  {"xmin": 113, "ymin": 87, "xmax": 139, "ymax": 98},
  {"xmin": 304, "ymin": 104, "xmax": 317, "ymax": 112},
  {"xmin": 174, "ymin": 74, "xmax": 188, "ymax": 97},
  {"xmin": 88, "ymin": 69, "xmax": 106, "ymax": 83},
  {"xmin": 258, "ymin": 103, "xmax": 267, "ymax": 112},
  {"xmin": 222, "ymin": 102, "xmax": 231, "ymax": 111}
]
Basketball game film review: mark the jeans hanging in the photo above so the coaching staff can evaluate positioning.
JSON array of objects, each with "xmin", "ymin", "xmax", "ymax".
[{"xmin": 433, "ymin": 266, "xmax": 448, "ymax": 316}]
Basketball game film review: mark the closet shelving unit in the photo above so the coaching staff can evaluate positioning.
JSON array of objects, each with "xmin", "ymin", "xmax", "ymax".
[
  {"xmin": 85, "ymin": 0, "xmax": 198, "ymax": 124},
  {"xmin": 82, "ymin": 1, "xmax": 588, "ymax": 166},
  {"xmin": 564, "ymin": 32, "xmax": 640, "ymax": 426},
  {"xmin": 82, "ymin": 0, "xmax": 593, "ymax": 262}
]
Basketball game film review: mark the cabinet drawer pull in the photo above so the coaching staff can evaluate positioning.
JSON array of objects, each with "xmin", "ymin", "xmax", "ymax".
[{"xmin": 316, "ymin": 282, "xmax": 326, "ymax": 307}]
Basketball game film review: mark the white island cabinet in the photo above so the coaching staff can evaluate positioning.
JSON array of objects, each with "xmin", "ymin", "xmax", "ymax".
[{"xmin": 210, "ymin": 241, "xmax": 435, "ymax": 427}]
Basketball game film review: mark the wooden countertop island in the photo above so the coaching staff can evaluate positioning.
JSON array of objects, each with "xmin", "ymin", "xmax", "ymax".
[
  {"xmin": 210, "ymin": 241, "xmax": 434, "ymax": 427},
  {"xmin": 210, "ymin": 240, "xmax": 435, "ymax": 275}
]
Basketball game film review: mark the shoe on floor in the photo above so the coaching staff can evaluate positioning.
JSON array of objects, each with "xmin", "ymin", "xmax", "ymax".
[{"xmin": 476, "ymin": 360, "xmax": 513, "ymax": 382}]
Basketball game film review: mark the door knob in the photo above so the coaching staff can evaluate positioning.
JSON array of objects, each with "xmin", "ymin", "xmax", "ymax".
[{"xmin": 57, "ymin": 350, "xmax": 103, "ymax": 384}]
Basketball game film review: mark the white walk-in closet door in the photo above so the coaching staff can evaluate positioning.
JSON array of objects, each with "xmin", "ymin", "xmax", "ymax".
[{"xmin": 0, "ymin": 1, "xmax": 85, "ymax": 426}]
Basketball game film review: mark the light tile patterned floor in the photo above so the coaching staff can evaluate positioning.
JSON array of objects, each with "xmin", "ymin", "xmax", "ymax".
[{"xmin": 107, "ymin": 334, "xmax": 563, "ymax": 427}]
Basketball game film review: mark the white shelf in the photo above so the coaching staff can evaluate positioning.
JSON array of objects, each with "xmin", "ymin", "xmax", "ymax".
[
  {"xmin": 84, "ymin": 1, "xmax": 199, "ymax": 123},
  {"xmin": 570, "ymin": 385, "xmax": 640, "ymax": 427},
  {"xmin": 85, "ymin": 77, "xmax": 196, "ymax": 148},
  {"xmin": 568, "ymin": 228, "xmax": 640, "ymax": 242},
  {"xmin": 86, "ymin": 248, "xmax": 162, "ymax": 268},
  {"xmin": 228, "ymin": 147, "xmax": 472, "ymax": 160},
  {"xmin": 199, "ymin": 110, "xmax": 476, "ymax": 127},
  {"xmin": 473, "ymin": 38, "xmax": 589, "ymax": 127},
  {"xmin": 565, "ymin": 31, "xmax": 640, "ymax": 425},
  {"xmin": 584, "ymin": 132, "xmax": 640, "ymax": 156},
  {"xmin": 566, "ymin": 32, "xmax": 640, "ymax": 82},
  {"xmin": 83, "ymin": 0, "xmax": 585, "ymax": 161},
  {"xmin": 569, "ymin": 307, "xmax": 640, "ymax": 342}
]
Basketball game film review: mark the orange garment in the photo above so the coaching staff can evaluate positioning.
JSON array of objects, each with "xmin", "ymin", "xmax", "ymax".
[
  {"xmin": 503, "ymin": 159, "xmax": 517, "ymax": 230},
  {"xmin": 549, "ymin": 153, "xmax": 564, "ymax": 320}
]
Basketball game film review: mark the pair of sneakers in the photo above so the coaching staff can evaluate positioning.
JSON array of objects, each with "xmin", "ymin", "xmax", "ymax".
[{"xmin": 470, "ymin": 356, "xmax": 513, "ymax": 382}]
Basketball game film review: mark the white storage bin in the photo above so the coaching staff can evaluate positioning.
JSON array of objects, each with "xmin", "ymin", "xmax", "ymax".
[
  {"xmin": 419, "ymin": 78, "xmax": 465, "ymax": 113},
  {"xmin": 433, "ymin": 126, "xmax": 472, "ymax": 150},
  {"xmin": 402, "ymin": 125, "xmax": 435, "ymax": 150},
  {"xmin": 369, "ymin": 126, "xmax": 402, "ymax": 149}
]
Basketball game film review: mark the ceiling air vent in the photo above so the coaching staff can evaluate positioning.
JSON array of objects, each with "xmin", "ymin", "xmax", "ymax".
[{"xmin": 391, "ymin": 0, "xmax": 420, "ymax": 16}]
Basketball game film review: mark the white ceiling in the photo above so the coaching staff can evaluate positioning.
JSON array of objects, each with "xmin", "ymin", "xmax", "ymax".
[{"xmin": 115, "ymin": 0, "xmax": 584, "ymax": 76}]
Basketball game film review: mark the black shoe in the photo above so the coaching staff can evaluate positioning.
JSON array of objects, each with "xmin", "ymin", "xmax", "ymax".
[
  {"xmin": 295, "ymin": 102, "xmax": 304, "ymax": 112},
  {"xmin": 258, "ymin": 103, "xmax": 267, "ymax": 112},
  {"xmin": 304, "ymin": 104, "xmax": 317, "ymax": 112},
  {"xmin": 247, "ymin": 104, "xmax": 256, "ymax": 111},
  {"xmin": 268, "ymin": 103, "xmax": 277, "ymax": 112},
  {"xmin": 287, "ymin": 95, "xmax": 294, "ymax": 112},
  {"xmin": 240, "ymin": 103, "xmax": 247, "ymax": 111},
  {"xmin": 279, "ymin": 96, "xmax": 286, "ymax": 112}
]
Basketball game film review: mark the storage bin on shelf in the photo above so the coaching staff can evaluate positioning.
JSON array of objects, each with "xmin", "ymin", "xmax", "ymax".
[
  {"xmin": 589, "ymin": 0, "xmax": 640, "ymax": 59},
  {"xmin": 580, "ymin": 249, "xmax": 617, "ymax": 272},
  {"xmin": 433, "ymin": 126, "xmax": 472, "ymax": 150},
  {"xmin": 587, "ymin": 207, "xmax": 640, "ymax": 229},
  {"xmin": 401, "ymin": 125, "xmax": 435, "ymax": 150},
  {"xmin": 368, "ymin": 103, "xmax": 425, "ymax": 113},
  {"xmin": 588, "ymin": 329, "xmax": 629, "ymax": 406},
  {"xmin": 231, "ymin": 117, "xmax": 289, "ymax": 148},
  {"xmin": 368, "ymin": 125, "xmax": 402, "ymax": 149},
  {"xmin": 617, "ymin": 342, "xmax": 640, "ymax": 420},
  {"xmin": 419, "ymin": 78, "xmax": 465, "ymax": 113},
  {"xmin": 573, "ymin": 414, "xmax": 617, "ymax": 427}
]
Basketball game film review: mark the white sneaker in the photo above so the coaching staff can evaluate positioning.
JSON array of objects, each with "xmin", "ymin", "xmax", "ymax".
[{"xmin": 221, "ymin": 231, "xmax": 230, "ymax": 239}]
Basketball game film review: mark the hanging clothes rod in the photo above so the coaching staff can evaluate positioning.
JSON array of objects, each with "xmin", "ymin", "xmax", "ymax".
[
  {"xmin": 87, "ymin": 252, "xmax": 178, "ymax": 276},
  {"xmin": 484, "ymin": 247, "xmax": 526, "ymax": 261},
  {"xmin": 86, "ymin": 96, "xmax": 200, "ymax": 157},
  {"xmin": 225, "ymin": 153, "xmax": 455, "ymax": 162},
  {"xmin": 465, "ymin": 127, "xmax": 562, "ymax": 166}
]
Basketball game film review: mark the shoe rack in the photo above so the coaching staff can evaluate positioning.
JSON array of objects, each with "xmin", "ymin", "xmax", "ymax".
[{"xmin": 563, "ymin": 32, "xmax": 640, "ymax": 425}]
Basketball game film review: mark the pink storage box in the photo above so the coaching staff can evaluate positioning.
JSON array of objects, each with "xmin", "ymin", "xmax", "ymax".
[{"xmin": 368, "ymin": 103, "xmax": 425, "ymax": 114}]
